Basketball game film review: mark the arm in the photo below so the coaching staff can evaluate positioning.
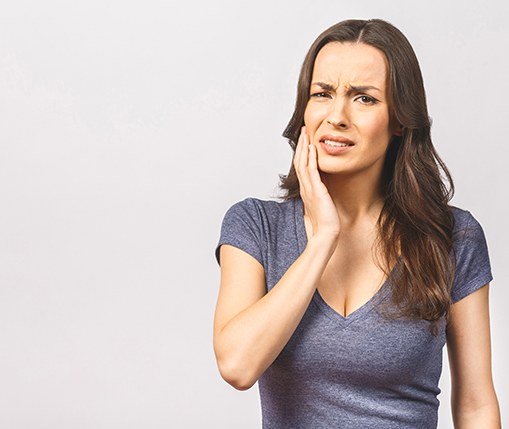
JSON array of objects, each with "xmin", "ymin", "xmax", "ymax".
[
  {"xmin": 214, "ymin": 235, "xmax": 336, "ymax": 390},
  {"xmin": 213, "ymin": 128, "xmax": 340, "ymax": 390},
  {"xmin": 446, "ymin": 284, "xmax": 501, "ymax": 428}
]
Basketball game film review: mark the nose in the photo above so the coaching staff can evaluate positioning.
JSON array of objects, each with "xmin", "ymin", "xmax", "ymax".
[{"xmin": 326, "ymin": 97, "xmax": 349, "ymax": 129}]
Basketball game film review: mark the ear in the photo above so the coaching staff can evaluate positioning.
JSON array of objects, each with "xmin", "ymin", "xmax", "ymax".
[{"xmin": 393, "ymin": 123, "xmax": 403, "ymax": 136}]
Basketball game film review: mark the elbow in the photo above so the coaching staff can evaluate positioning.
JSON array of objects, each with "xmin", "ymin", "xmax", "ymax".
[
  {"xmin": 224, "ymin": 375, "xmax": 256, "ymax": 392},
  {"xmin": 216, "ymin": 356, "xmax": 258, "ymax": 391}
]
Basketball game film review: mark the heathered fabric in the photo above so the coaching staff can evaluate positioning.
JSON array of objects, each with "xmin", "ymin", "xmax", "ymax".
[{"xmin": 216, "ymin": 197, "xmax": 493, "ymax": 429}]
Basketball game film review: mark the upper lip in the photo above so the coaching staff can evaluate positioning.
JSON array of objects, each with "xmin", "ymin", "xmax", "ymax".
[{"xmin": 319, "ymin": 134, "xmax": 354, "ymax": 145}]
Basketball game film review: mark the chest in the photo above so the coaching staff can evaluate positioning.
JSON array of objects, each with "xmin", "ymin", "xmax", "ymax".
[
  {"xmin": 272, "ymin": 300, "xmax": 447, "ymax": 387},
  {"xmin": 306, "ymin": 218, "xmax": 388, "ymax": 318}
]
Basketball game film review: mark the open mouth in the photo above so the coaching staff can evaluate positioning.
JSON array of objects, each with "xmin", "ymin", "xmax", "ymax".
[{"xmin": 322, "ymin": 139, "xmax": 354, "ymax": 148}]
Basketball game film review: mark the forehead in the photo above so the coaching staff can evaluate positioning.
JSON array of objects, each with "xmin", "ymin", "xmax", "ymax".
[{"xmin": 312, "ymin": 42, "xmax": 388, "ymax": 87}]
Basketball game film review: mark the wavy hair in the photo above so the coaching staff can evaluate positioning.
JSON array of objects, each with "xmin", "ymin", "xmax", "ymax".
[{"xmin": 280, "ymin": 19, "xmax": 455, "ymax": 326}]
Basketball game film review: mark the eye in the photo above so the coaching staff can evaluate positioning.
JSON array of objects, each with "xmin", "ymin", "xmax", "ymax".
[
  {"xmin": 310, "ymin": 92, "xmax": 332, "ymax": 99},
  {"xmin": 355, "ymin": 95, "xmax": 377, "ymax": 105}
]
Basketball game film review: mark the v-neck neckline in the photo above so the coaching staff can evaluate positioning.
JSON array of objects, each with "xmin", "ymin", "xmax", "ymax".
[{"xmin": 293, "ymin": 198, "xmax": 393, "ymax": 327}]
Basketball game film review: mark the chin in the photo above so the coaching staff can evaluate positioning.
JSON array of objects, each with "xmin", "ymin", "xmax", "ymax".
[{"xmin": 316, "ymin": 157, "xmax": 352, "ymax": 175}]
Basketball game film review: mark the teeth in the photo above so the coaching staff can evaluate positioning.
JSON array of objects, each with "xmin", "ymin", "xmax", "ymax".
[{"xmin": 324, "ymin": 140, "xmax": 350, "ymax": 147}]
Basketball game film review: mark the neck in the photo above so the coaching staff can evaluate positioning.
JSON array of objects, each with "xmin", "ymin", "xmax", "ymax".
[{"xmin": 321, "ymin": 170, "xmax": 385, "ymax": 225}]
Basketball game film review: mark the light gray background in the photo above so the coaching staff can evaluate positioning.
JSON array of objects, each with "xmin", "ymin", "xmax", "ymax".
[{"xmin": 0, "ymin": 1, "xmax": 506, "ymax": 428}]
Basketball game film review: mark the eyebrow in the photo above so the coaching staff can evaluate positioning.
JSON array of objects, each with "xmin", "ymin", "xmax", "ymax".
[{"xmin": 311, "ymin": 82, "xmax": 381, "ymax": 94}]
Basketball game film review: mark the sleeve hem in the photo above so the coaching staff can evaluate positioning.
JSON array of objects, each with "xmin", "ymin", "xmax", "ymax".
[
  {"xmin": 451, "ymin": 273, "xmax": 493, "ymax": 303},
  {"xmin": 215, "ymin": 240, "xmax": 264, "ymax": 268}
]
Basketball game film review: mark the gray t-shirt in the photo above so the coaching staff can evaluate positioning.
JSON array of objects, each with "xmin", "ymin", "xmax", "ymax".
[{"xmin": 216, "ymin": 197, "xmax": 492, "ymax": 429}]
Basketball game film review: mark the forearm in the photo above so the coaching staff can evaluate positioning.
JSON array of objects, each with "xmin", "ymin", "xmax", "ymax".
[
  {"xmin": 214, "ymin": 234, "xmax": 336, "ymax": 390},
  {"xmin": 447, "ymin": 286, "xmax": 500, "ymax": 429},
  {"xmin": 452, "ymin": 401, "xmax": 501, "ymax": 429}
]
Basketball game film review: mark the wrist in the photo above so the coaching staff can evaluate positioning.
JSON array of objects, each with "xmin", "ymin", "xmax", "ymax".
[{"xmin": 307, "ymin": 231, "xmax": 339, "ymax": 252}]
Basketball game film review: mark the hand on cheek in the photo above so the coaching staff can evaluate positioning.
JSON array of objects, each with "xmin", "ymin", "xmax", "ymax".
[{"xmin": 294, "ymin": 126, "xmax": 341, "ymax": 239}]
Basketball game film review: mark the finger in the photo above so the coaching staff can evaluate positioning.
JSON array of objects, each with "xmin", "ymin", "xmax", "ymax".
[
  {"xmin": 307, "ymin": 143, "xmax": 322, "ymax": 185},
  {"xmin": 308, "ymin": 141, "xmax": 317, "ymax": 171},
  {"xmin": 297, "ymin": 129, "xmax": 312, "ymax": 190},
  {"xmin": 293, "ymin": 127, "xmax": 305, "ymax": 171},
  {"xmin": 294, "ymin": 127, "xmax": 310, "ymax": 184},
  {"xmin": 299, "ymin": 129, "xmax": 309, "ymax": 171},
  {"xmin": 295, "ymin": 126, "xmax": 307, "ymax": 168}
]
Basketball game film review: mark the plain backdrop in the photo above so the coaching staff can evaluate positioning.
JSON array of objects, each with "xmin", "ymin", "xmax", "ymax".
[{"xmin": 0, "ymin": 1, "xmax": 507, "ymax": 428}]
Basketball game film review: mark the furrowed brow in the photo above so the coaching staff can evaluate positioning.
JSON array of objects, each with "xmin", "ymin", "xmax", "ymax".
[
  {"xmin": 346, "ymin": 84, "xmax": 381, "ymax": 94},
  {"xmin": 311, "ymin": 82, "xmax": 336, "ymax": 92},
  {"xmin": 311, "ymin": 82, "xmax": 381, "ymax": 94}
]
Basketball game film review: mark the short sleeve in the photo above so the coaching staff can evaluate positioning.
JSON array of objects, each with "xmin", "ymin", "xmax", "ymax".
[
  {"xmin": 451, "ymin": 211, "xmax": 493, "ymax": 303},
  {"xmin": 215, "ymin": 198, "xmax": 264, "ymax": 267}
]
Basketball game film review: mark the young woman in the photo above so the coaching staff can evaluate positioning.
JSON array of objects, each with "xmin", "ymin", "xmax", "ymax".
[{"xmin": 213, "ymin": 19, "xmax": 500, "ymax": 428}]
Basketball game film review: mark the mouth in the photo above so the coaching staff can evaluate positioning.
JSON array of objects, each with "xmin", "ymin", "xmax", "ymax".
[
  {"xmin": 322, "ymin": 139, "xmax": 354, "ymax": 148},
  {"xmin": 318, "ymin": 135, "xmax": 355, "ymax": 155},
  {"xmin": 319, "ymin": 135, "xmax": 355, "ymax": 146}
]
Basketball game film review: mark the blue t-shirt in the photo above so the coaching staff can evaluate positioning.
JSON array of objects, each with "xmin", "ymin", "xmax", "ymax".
[{"xmin": 216, "ymin": 197, "xmax": 493, "ymax": 429}]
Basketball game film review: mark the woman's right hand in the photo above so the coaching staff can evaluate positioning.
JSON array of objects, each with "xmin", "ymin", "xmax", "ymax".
[
  {"xmin": 294, "ymin": 126, "xmax": 341, "ymax": 240},
  {"xmin": 214, "ymin": 127, "xmax": 342, "ymax": 390}
]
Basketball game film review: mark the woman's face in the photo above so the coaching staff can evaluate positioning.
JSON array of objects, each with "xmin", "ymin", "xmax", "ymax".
[{"xmin": 304, "ymin": 42, "xmax": 396, "ymax": 178}]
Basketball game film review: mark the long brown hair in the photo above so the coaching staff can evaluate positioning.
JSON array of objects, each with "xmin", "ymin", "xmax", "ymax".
[{"xmin": 280, "ymin": 19, "xmax": 455, "ymax": 324}]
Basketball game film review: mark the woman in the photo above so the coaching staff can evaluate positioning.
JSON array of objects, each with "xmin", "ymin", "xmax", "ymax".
[{"xmin": 213, "ymin": 19, "xmax": 500, "ymax": 428}]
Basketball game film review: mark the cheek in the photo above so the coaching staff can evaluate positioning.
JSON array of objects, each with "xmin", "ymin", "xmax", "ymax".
[
  {"xmin": 303, "ymin": 103, "xmax": 322, "ymax": 130},
  {"xmin": 360, "ymin": 112, "xmax": 392, "ymax": 140},
  {"xmin": 303, "ymin": 104, "xmax": 312, "ymax": 127}
]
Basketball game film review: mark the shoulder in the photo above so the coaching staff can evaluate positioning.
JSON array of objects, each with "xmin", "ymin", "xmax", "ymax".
[
  {"xmin": 451, "ymin": 206, "xmax": 475, "ymax": 230},
  {"xmin": 450, "ymin": 206, "xmax": 487, "ymax": 244},
  {"xmin": 223, "ymin": 197, "xmax": 299, "ymax": 226},
  {"xmin": 217, "ymin": 197, "xmax": 301, "ymax": 266},
  {"xmin": 449, "ymin": 206, "xmax": 492, "ymax": 302},
  {"xmin": 227, "ymin": 197, "xmax": 296, "ymax": 213}
]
